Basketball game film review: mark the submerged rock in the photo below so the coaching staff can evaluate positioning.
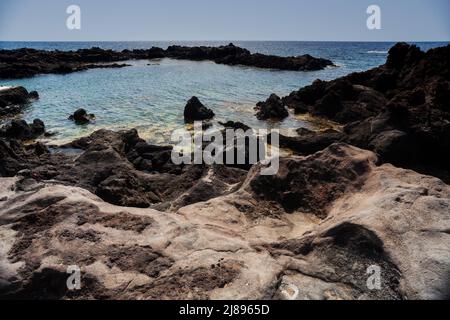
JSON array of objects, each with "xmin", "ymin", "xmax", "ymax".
[
  {"xmin": 69, "ymin": 108, "xmax": 95, "ymax": 125},
  {"xmin": 183, "ymin": 96, "xmax": 215, "ymax": 122},
  {"xmin": 28, "ymin": 91, "xmax": 39, "ymax": 99}
]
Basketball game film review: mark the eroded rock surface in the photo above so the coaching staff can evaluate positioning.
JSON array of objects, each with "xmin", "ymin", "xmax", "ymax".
[
  {"xmin": 1, "ymin": 144, "xmax": 449, "ymax": 300},
  {"xmin": 0, "ymin": 128, "xmax": 248, "ymax": 211}
]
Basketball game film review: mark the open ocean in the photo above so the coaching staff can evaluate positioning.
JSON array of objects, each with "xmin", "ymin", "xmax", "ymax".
[{"xmin": 0, "ymin": 41, "xmax": 448, "ymax": 144}]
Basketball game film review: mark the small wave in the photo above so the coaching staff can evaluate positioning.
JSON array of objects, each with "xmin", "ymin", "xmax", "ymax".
[
  {"xmin": 332, "ymin": 62, "xmax": 346, "ymax": 68},
  {"xmin": 367, "ymin": 50, "xmax": 388, "ymax": 54},
  {"xmin": 0, "ymin": 86, "xmax": 13, "ymax": 91}
]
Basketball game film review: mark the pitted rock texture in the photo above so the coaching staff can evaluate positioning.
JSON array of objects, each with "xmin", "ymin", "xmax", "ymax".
[{"xmin": 1, "ymin": 144, "xmax": 449, "ymax": 300}]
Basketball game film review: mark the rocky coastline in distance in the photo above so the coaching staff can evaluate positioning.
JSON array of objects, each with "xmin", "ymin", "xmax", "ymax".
[
  {"xmin": 0, "ymin": 43, "xmax": 334, "ymax": 79},
  {"xmin": 0, "ymin": 43, "xmax": 450, "ymax": 300}
]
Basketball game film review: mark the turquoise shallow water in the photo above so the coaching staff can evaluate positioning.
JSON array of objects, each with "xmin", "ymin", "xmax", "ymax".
[{"xmin": 0, "ymin": 41, "xmax": 448, "ymax": 144}]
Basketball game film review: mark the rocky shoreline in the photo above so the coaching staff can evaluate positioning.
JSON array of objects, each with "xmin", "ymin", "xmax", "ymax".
[
  {"xmin": 0, "ymin": 43, "xmax": 334, "ymax": 79},
  {"xmin": 0, "ymin": 86, "xmax": 39, "ymax": 117},
  {"xmin": 0, "ymin": 43, "xmax": 449, "ymax": 300},
  {"xmin": 265, "ymin": 43, "xmax": 450, "ymax": 182},
  {"xmin": 1, "ymin": 140, "xmax": 449, "ymax": 299}
]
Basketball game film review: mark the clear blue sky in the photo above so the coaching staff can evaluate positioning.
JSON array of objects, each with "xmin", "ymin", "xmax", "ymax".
[{"xmin": 0, "ymin": 0, "xmax": 449, "ymax": 41}]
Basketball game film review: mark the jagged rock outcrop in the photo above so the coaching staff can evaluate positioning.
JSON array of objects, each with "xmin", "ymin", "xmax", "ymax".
[
  {"xmin": 283, "ymin": 80, "xmax": 389, "ymax": 123},
  {"xmin": 0, "ymin": 86, "xmax": 39, "ymax": 116},
  {"xmin": 0, "ymin": 128, "xmax": 247, "ymax": 210},
  {"xmin": 183, "ymin": 96, "xmax": 215, "ymax": 122},
  {"xmin": 0, "ymin": 139, "xmax": 48, "ymax": 177},
  {"xmin": 268, "ymin": 43, "xmax": 450, "ymax": 180},
  {"xmin": 255, "ymin": 94, "xmax": 289, "ymax": 120},
  {"xmin": 0, "ymin": 44, "xmax": 334, "ymax": 79},
  {"xmin": 1, "ymin": 144, "xmax": 448, "ymax": 300}
]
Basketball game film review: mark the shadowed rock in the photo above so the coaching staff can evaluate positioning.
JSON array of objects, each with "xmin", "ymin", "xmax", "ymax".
[
  {"xmin": 68, "ymin": 108, "xmax": 95, "ymax": 125},
  {"xmin": 184, "ymin": 96, "xmax": 215, "ymax": 122},
  {"xmin": 271, "ymin": 128, "xmax": 344, "ymax": 155},
  {"xmin": 255, "ymin": 94, "xmax": 289, "ymax": 120},
  {"xmin": 267, "ymin": 43, "xmax": 450, "ymax": 180},
  {"xmin": 1, "ymin": 128, "xmax": 248, "ymax": 210},
  {"xmin": 0, "ymin": 119, "xmax": 45, "ymax": 141},
  {"xmin": 0, "ymin": 86, "xmax": 39, "ymax": 117},
  {"xmin": 0, "ymin": 138, "xmax": 48, "ymax": 177}
]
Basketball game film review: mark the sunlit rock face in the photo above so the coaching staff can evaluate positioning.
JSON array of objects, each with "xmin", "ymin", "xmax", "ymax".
[{"xmin": 1, "ymin": 143, "xmax": 449, "ymax": 300}]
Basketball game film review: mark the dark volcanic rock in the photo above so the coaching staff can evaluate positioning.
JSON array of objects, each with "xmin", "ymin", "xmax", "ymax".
[
  {"xmin": 12, "ymin": 128, "xmax": 249, "ymax": 210},
  {"xmin": 0, "ymin": 86, "xmax": 39, "ymax": 116},
  {"xmin": 28, "ymin": 91, "xmax": 39, "ymax": 99},
  {"xmin": 250, "ymin": 143, "xmax": 373, "ymax": 217},
  {"xmin": 0, "ymin": 44, "xmax": 334, "ymax": 80},
  {"xmin": 0, "ymin": 87, "xmax": 32, "ymax": 105},
  {"xmin": 219, "ymin": 121, "xmax": 251, "ymax": 131},
  {"xmin": 386, "ymin": 42, "xmax": 424, "ymax": 69},
  {"xmin": 283, "ymin": 43, "xmax": 449, "ymax": 124},
  {"xmin": 273, "ymin": 43, "xmax": 450, "ymax": 179},
  {"xmin": 166, "ymin": 43, "xmax": 250, "ymax": 61},
  {"xmin": 166, "ymin": 43, "xmax": 334, "ymax": 71},
  {"xmin": 0, "ymin": 119, "xmax": 45, "ymax": 141},
  {"xmin": 84, "ymin": 63, "xmax": 131, "ymax": 70},
  {"xmin": 283, "ymin": 80, "xmax": 387, "ymax": 123},
  {"xmin": 255, "ymin": 94, "xmax": 289, "ymax": 120},
  {"xmin": 0, "ymin": 138, "xmax": 49, "ymax": 177},
  {"xmin": 0, "ymin": 47, "xmax": 135, "ymax": 79},
  {"xmin": 184, "ymin": 97, "xmax": 215, "ymax": 122},
  {"xmin": 69, "ymin": 108, "xmax": 95, "ymax": 125},
  {"xmin": 272, "ymin": 128, "xmax": 345, "ymax": 155}
]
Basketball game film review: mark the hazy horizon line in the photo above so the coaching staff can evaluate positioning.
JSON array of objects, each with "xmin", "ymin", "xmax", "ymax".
[{"xmin": 1, "ymin": 39, "xmax": 449, "ymax": 43}]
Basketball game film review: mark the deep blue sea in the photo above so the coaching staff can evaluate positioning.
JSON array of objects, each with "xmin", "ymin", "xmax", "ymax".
[{"xmin": 0, "ymin": 41, "xmax": 448, "ymax": 144}]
